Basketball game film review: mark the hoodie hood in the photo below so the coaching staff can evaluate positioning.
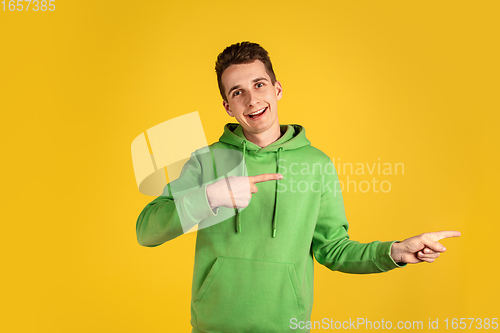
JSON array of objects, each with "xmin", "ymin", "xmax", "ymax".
[
  {"xmin": 215, "ymin": 123, "xmax": 311, "ymax": 238},
  {"xmin": 219, "ymin": 123, "xmax": 311, "ymax": 152}
]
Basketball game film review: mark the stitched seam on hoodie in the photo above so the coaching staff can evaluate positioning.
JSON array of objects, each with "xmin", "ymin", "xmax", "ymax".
[
  {"xmin": 182, "ymin": 194, "xmax": 198, "ymax": 224},
  {"xmin": 315, "ymin": 251, "xmax": 375, "ymax": 265},
  {"xmin": 194, "ymin": 259, "xmax": 224, "ymax": 309},
  {"xmin": 287, "ymin": 265, "xmax": 302, "ymax": 314}
]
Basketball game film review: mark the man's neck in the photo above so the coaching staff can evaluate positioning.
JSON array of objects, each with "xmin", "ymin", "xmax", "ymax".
[{"xmin": 242, "ymin": 125, "xmax": 282, "ymax": 148}]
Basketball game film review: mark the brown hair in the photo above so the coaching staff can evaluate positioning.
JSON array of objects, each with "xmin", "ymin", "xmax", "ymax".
[{"xmin": 215, "ymin": 41, "xmax": 277, "ymax": 102}]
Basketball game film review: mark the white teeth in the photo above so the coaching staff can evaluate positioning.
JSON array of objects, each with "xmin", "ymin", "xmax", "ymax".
[{"xmin": 249, "ymin": 108, "xmax": 266, "ymax": 116}]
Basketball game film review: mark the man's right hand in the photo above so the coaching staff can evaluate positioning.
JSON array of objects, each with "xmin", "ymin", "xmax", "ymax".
[{"xmin": 206, "ymin": 174, "xmax": 283, "ymax": 210}]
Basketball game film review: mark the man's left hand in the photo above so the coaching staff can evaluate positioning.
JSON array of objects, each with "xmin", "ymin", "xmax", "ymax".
[{"xmin": 390, "ymin": 231, "xmax": 461, "ymax": 264}]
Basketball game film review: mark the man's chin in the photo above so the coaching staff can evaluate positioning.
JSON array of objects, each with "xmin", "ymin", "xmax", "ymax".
[{"xmin": 240, "ymin": 122, "xmax": 279, "ymax": 135}]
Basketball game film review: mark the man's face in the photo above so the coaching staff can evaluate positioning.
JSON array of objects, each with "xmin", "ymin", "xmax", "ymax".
[{"xmin": 221, "ymin": 60, "xmax": 282, "ymax": 136}]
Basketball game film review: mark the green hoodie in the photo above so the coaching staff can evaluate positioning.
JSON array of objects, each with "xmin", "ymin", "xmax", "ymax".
[{"xmin": 136, "ymin": 123, "xmax": 405, "ymax": 333}]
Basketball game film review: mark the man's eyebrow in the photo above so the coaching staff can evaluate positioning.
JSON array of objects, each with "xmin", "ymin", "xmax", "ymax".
[
  {"xmin": 252, "ymin": 77, "xmax": 268, "ymax": 83},
  {"xmin": 227, "ymin": 77, "xmax": 269, "ymax": 96},
  {"xmin": 227, "ymin": 84, "xmax": 241, "ymax": 96}
]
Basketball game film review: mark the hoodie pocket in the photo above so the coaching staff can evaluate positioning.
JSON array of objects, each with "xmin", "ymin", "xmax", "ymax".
[{"xmin": 193, "ymin": 257, "xmax": 305, "ymax": 332}]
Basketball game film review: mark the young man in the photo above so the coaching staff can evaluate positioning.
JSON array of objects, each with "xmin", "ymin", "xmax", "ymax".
[{"xmin": 136, "ymin": 42, "xmax": 460, "ymax": 333}]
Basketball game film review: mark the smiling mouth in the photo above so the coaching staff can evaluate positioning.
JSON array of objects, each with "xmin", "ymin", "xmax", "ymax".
[{"xmin": 247, "ymin": 107, "xmax": 267, "ymax": 119}]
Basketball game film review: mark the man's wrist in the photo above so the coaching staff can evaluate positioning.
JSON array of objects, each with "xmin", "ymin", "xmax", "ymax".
[
  {"xmin": 206, "ymin": 184, "xmax": 218, "ymax": 210},
  {"xmin": 390, "ymin": 241, "xmax": 404, "ymax": 264}
]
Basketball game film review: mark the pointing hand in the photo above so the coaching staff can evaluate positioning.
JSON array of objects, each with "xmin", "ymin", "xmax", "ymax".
[
  {"xmin": 206, "ymin": 174, "xmax": 283, "ymax": 210},
  {"xmin": 390, "ymin": 231, "xmax": 461, "ymax": 264}
]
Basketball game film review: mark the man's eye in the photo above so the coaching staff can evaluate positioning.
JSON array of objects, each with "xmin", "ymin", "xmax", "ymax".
[
  {"xmin": 256, "ymin": 83, "xmax": 264, "ymax": 88},
  {"xmin": 233, "ymin": 91, "xmax": 242, "ymax": 97}
]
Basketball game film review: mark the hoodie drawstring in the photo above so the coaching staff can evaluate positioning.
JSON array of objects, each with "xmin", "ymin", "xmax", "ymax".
[
  {"xmin": 272, "ymin": 147, "xmax": 283, "ymax": 238},
  {"xmin": 220, "ymin": 139, "xmax": 279, "ymax": 238},
  {"xmin": 235, "ymin": 140, "xmax": 247, "ymax": 234}
]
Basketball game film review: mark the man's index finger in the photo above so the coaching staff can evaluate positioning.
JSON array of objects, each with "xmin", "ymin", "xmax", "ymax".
[{"xmin": 249, "ymin": 173, "xmax": 283, "ymax": 184}]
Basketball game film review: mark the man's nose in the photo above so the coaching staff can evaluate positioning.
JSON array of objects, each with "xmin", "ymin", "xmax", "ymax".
[{"xmin": 246, "ymin": 90, "xmax": 259, "ymax": 107}]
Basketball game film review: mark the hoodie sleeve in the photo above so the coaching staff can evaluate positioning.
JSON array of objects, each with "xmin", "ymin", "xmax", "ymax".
[
  {"xmin": 136, "ymin": 152, "xmax": 218, "ymax": 247},
  {"xmin": 311, "ymin": 161, "xmax": 406, "ymax": 273}
]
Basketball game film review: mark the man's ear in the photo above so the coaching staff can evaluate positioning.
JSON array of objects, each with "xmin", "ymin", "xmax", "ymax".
[
  {"xmin": 275, "ymin": 81, "xmax": 283, "ymax": 101},
  {"xmin": 223, "ymin": 100, "xmax": 234, "ymax": 117}
]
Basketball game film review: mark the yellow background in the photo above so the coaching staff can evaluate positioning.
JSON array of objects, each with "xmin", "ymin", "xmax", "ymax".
[{"xmin": 1, "ymin": 0, "xmax": 498, "ymax": 331}]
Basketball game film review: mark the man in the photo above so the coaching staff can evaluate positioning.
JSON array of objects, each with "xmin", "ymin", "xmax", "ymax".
[{"xmin": 136, "ymin": 41, "xmax": 460, "ymax": 333}]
